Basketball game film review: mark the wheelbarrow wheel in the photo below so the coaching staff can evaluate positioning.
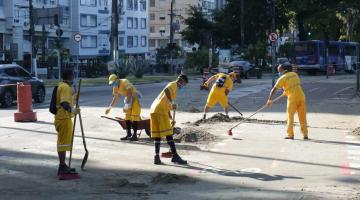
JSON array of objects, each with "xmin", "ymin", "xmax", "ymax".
[{"xmin": 145, "ymin": 129, "xmax": 151, "ymax": 137}]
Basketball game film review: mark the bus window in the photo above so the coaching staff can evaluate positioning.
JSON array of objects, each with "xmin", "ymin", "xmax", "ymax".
[
  {"xmin": 344, "ymin": 45, "xmax": 356, "ymax": 56},
  {"xmin": 295, "ymin": 43, "xmax": 315, "ymax": 55},
  {"xmin": 328, "ymin": 45, "xmax": 339, "ymax": 56}
]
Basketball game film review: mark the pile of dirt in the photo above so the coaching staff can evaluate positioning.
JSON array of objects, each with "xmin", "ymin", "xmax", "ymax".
[
  {"xmin": 174, "ymin": 127, "xmax": 217, "ymax": 143},
  {"xmin": 352, "ymin": 127, "xmax": 360, "ymax": 136},
  {"xmin": 151, "ymin": 173, "xmax": 196, "ymax": 184},
  {"xmin": 192, "ymin": 113, "xmax": 286, "ymax": 125}
]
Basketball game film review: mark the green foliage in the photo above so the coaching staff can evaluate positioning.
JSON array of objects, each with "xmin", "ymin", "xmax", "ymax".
[
  {"xmin": 185, "ymin": 48, "xmax": 218, "ymax": 72},
  {"xmin": 131, "ymin": 60, "xmax": 149, "ymax": 78},
  {"xmin": 116, "ymin": 59, "xmax": 132, "ymax": 78}
]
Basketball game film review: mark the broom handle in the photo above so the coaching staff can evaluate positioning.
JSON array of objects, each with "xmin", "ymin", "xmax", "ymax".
[
  {"xmin": 68, "ymin": 79, "xmax": 82, "ymax": 168},
  {"xmin": 230, "ymin": 95, "xmax": 284, "ymax": 130}
]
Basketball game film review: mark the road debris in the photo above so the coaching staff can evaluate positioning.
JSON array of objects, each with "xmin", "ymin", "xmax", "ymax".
[
  {"xmin": 174, "ymin": 127, "xmax": 216, "ymax": 143},
  {"xmin": 151, "ymin": 173, "xmax": 196, "ymax": 184}
]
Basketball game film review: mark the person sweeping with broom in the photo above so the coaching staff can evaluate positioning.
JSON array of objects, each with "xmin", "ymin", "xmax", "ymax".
[
  {"xmin": 266, "ymin": 65, "xmax": 309, "ymax": 140},
  {"xmin": 105, "ymin": 74, "xmax": 142, "ymax": 141},
  {"xmin": 150, "ymin": 74, "xmax": 189, "ymax": 165},
  {"xmin": 203, "ymin": 72, "xmax": 237, "ymax": 119}
]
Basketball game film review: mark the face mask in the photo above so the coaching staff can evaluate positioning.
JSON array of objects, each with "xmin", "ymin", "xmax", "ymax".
[
  {"xmin": 111, "ymin": 81, "xmax": 118, "ymax": 87},
  {"xmin": 178, "ymin": 82, "xmax": 186, "ymax": 91},
  {"xmin": 278, "ymin": 72, "xmax": 283, "ymax": 77}
]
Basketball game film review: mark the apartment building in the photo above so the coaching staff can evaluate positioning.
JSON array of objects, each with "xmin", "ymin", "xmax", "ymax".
[
  {"xmin": 0, "ymin": 0, "xmax": 149, "ymax": 69},
  {"xmin": 148, "ymin": 0, "xmax": 214, "ymax": 54},
  {"xmin": 215, "ymin": 0, "xmax": 226, "ymax": 10}
]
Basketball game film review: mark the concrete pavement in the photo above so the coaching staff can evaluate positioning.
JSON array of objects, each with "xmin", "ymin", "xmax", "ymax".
[{"xmin": 0, "ymin": 74, "xmax": 359, "ymax": 199}]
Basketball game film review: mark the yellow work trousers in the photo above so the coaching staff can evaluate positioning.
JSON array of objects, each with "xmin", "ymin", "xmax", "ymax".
[
  {"xmin": 150, "ymin": 113, "xmax": 173, "ymax": 138},
  {"xmin": 124, "ymin": 97, "xmax": 141, "ymax": 121},
  {"xmin": 287, "ymin": 99, "xmax": 308, "ymax": 137},
  {"xmin": 55, "ymin": 118, "xmax": 73, "ymax": 152}
]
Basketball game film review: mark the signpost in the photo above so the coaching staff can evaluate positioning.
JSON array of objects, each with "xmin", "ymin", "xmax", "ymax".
[
  {"xmin": 74, "ymin": 33, "xmax": 82, "ymax": 79},
  {"xmin": 269, "ymin": 32, "xmax": 278, "ymax": 86}
]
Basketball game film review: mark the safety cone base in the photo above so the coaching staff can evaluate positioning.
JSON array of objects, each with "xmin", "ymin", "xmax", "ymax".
[
  {"xmin": 58, "ymin": 172, "xmax": 80, "ymax": 180},
  {"xmin": 14, "ymin": 111, "xmax": 37, "ymax": 122}
]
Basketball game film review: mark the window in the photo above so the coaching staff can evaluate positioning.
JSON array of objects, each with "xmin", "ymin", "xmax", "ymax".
[
  {"xmin": 99, "ymin": 35, "xmax": 109, "ymax": 48},
  {"xmin": 81, "ymin": 36, "xmax": 97, "ymax": 48},
  {"xmin": 99, "ymin": 0, "xmax": 109, "ymax": 9},
  {"xmin": 80, "ymin": 14, "xmax": 97, "ymax": 27},
  {"xmin": 119, "ymin": 37, "xmax": 124, "ymax": 47},
  {"xmin": 15, "ymin": 67, "xmax": 31, "ymax": 78},
  {"xmin": 127, "ymin": 0, "xmax": 133, "ymax": 10},
  {"xmin": 127, "ymin": 36, "xmax": 133, "ymax": 48},
  {"xmin": 127, "ymin": 17, "xmax": 133, "ymax": 28},
  {"xmin": 141, "ymin": 18, "xmax": 146, "ymax": 29},
  {"xmin": 133, "ymin": 18, "xmax": 138, "ymax": 29},
  {"xmin": 140, "ymin": 0, "xmax": 146, "ymax": 11},
  {"xmin": 4, "ymin": 68, "xmax": 17, "ymax": 77},
  {"xmin": 141, "ymin": 36, "xmax": 147, "ymax": 47},
  {"xmin": 150, "ymin": 13, "xmax": 155, "ymax": 20},
  {"xmin": 134, "ymin": 36, "xmax": 138, "ymax": 47},
  {"xmin": 150, "ymin": 0, "xmax": 155, "ymax": 7},
  {"xmin": 101, "ymin": 16, "xmax": 109, "ymax": 27},
  {"xmin": 134, "ymin": 0, "xmax": 138, "ymax": 10},
  {"xmin": 149, "ymin": 39, "xmax": 156, "ymax": 47},
  {"xmin": 80, "ymin": 0, "xmax": 96, "ymax": 6},
  {"xmin": 49, "ymin": 0, "xmax": 56, "ymax": 5},
  {"xmin": 150, "ymin": 26, "xmax": 155, "ymax": 33},
  {"xmin": 159, "ymin": 14, "xmax": 166, "ymax": 20}
]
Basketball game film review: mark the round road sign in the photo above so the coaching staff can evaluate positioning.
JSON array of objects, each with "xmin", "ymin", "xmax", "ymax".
[
  {"xmin": 268, "ymin": 33, "xmax": 279, "ymax": 42},
  {"xmin": 74, "ymin": 33, "xmax": 82, "ymax": 42}
]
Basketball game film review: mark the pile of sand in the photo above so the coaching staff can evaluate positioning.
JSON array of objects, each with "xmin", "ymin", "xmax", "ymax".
[
  {"xmin": 174, "ymin": 127, "xmax": 216, "ymax": 143},
  {"xmin": 151, "ymin": 173, "xmax": 196, "ymax": 184},
  {"xmin": 193, "ymin": 113, "xmax": 286, "ymax": 125},
  {"xmin": 352, "ymin": 127, "xmax": 360, "ymax": 136}
]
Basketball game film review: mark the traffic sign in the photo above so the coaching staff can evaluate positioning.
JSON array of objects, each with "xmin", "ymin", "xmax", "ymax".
[
  {"xmin": 74, "ymin": 33, "xmax": 82, "ymax": 42},
  {"xmin": 268, "ymin": 32, "xmax": 279, "ymax": 42}
]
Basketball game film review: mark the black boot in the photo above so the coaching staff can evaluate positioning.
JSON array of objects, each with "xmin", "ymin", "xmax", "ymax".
[
  {"xmin": 130, "ymin": 121, "xmax": 139, "ymax": 141},
  {"xmin": 121, "ymin": 120, "xmax": 132, "ymax": 140},
  {"xmin": 129, "ymin": 133, "xmax": 138, "ymax": 141},
  {"xmin": 203, "ymin": 114, "xmax": 206, "ymax": 120},
  {"xmin": 171, "ymin": 154, "xmax": 187, "ymax": 165},
  {"xmin": 57, "ymin": 164, "xmax": 76, "ymax": 175},
  {"xmin": 154, "ymin": 155, "xmax": 163, "ymax": 165}
]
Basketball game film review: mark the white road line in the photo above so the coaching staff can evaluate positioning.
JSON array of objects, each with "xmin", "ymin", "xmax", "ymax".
[
  {"xmin": 333, "ymin": 86, "xmax": 353, "ymax": 95},
  {"xmin": 308, "ymin": 88, "xmax": 319, "ymax": 93}
]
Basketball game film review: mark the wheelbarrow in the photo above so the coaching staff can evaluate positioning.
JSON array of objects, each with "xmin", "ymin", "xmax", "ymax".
[{"xmin": 101, "ymin": 116, "xmax": 151, "ymax": 138}]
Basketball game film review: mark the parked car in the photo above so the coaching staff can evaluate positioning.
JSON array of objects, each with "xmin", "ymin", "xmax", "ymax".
[
  {"xmin": 0, "ymin": 64, "xmax": 46, "ymax": 107},
  {"xmin": 229, "ymin": 60, "xmax": 262, "ymax": 79}
]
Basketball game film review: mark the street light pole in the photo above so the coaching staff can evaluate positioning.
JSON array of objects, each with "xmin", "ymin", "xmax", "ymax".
[
  {"xmin": 111, "ymin": 0, "xmax": 119, "ymax": 64},
  {"xmin": 271, "ymin": 0, "xmax": 276, "ymax": 87}
]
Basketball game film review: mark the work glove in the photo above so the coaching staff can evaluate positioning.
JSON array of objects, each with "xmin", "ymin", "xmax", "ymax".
[
  {"xmin": 171, "ymin": 103, "xmax": 177, "ymax": 110},
  {"xmin": 105, "ymin": 107, "xmax": 112, "ymax": 115},
  {"xmin": 71, "ymin": 107, "xmax": 81, "ymax": 115},
  {"xmin": 266, "ymin": 99, "xmax": 273, "ymax": 107},
  {"xmin": 171, "ymin": 120, "xmax": 176, "ymax": 127}
]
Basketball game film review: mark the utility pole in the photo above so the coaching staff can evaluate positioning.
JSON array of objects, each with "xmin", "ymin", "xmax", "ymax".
[
  {"xmin": 111, "ymin": 0, "xmax": 119, "ymax": 64},
  {"xmin": 169, "ymin": 0, "xmax": 175, "ymax": 74},
  {"xmin": 42, "ymin": 24, "xmax": 46, "ymax": 68},
  {"xmin": 29, "ymin": 0, "xmax": 37, "ymax": 77},
  {"xmin": 270, "ymin": 0, "xmax": 276, "ymax": 86},
  {"xmin": 240, "ymin": 0, "xmax": 244, "ymax": 47}
]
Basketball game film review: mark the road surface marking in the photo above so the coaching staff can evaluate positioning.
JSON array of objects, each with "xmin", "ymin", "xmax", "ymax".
[
  {"xmin": 333, "ymin": 86, "xmax": 353, "ymax": 95},
  {"xmin": 308, "ymin": 88, "xmax": 319, "ymax": 93}
]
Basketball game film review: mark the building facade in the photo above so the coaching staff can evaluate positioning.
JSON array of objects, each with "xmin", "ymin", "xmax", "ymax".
[
  {"xmin": 0, "ymin": 0, "xmax": 149, "ymax": 70},
  {"xmin": 148, "ymin": 0, "xmax": 214, "ymax": 56}
]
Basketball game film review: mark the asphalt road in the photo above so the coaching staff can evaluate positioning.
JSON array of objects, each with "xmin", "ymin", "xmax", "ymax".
[{"xmin": 0, "ymin": 74, "xmax": 359, "ymax": 199}]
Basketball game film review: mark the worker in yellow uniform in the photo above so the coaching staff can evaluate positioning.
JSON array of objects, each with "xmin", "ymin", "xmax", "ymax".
[
  {"xmin": 106, "ymin": 74, "xmax": 142, "ymax": 141},
  {"xmin": 203, "ymin": 72, "xmax": 237, "ymax": 119},
  {"xmin": 150, "ymin": 74, "xmax": 188, "ymax": 165},
  {"xmin": 267, "ymin": 65, "xmax": 308, "ymax": 140},
  {"xmin": 55, "ymin": 69, "xmax": 79, "ymax": 175}
]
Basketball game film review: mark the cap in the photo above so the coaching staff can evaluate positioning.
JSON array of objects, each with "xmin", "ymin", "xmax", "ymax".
[{"xmin": 108, "ymin": 74, "xmax": 118, "ymax": 85}]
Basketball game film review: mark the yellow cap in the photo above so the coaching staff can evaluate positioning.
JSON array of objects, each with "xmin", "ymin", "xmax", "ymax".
[
  {"xmin": 108, "ymin": 74, "xmax": 118, "ymax": 85},
  {"xmin": 229, "ymin": 72, "xmax": 237, "ymax": 79}
]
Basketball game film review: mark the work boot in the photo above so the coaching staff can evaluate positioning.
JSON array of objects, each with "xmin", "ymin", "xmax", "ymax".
[
  {"xmin": 129, "ymin": 133, "xmax": 138, "ymax": 141},
  {"xmin": 120, "ymin": 135, "xmax": 131, "ymax": 141},
  {"xmin": 284, "ymin": 136, "xmax": 294, "ymax": 140},
  {"xmin": 203, "ymin": 114, "xmax": 206, "ymax": 120},
  {"xmin": 154, "ymin": 155, "xmax": 163, "ymax": 165},
  {"xmin": 303, "ymin": 136, "xmax": 309, "ymax": 140},
  {"xmin": 57, "ymin": 164, "xmax": 76, "ymax": 175},
  {"xmin": 171, "ymin": 154, "xmax": 188, "ymax": 165}
]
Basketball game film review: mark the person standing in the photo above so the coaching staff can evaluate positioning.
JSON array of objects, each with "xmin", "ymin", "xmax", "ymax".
[
  {"xmin": 150, "ymin": 74, "xmax": 188, "ymax": 165},
  {"xmin": 203, "ymin": 72, "xmax": 237, "ymax": 119},
  {"xmin": 106, "ymin": 74, "xmax": 142, "ymax": 141},
  {"xmin": 55, "ymin": 69, "xmax": 78, "ymax": 175},
  {"xmin": 267, "ymin": 65, "xmax": 308, "ymax": 140}
]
